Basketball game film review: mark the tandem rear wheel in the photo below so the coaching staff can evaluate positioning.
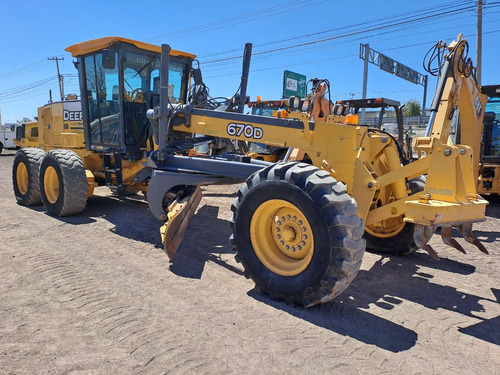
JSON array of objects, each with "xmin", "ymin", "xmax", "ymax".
[
  {"xmin": 39, "ymin": 149, "xmax": 88, "ymax": 216},
  {"xmin": 12, "ymin": 148, "xmax": 46, "ymax": 206}
]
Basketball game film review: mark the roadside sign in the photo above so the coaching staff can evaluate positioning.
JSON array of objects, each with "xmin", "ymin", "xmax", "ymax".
[{"xmin": 283, "ymin": 70, "xmax": 306, "ymax": 98}]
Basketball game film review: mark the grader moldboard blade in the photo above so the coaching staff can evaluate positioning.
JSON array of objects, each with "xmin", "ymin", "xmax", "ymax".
[{"xmin": 160, "ymin": 186, "xmax": 203, "ymax": 259}]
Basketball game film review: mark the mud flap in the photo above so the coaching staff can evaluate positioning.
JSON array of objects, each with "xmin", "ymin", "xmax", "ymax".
[{"xmin": 160, "ymin": 186, "xmax": 203, "ymax": 259}]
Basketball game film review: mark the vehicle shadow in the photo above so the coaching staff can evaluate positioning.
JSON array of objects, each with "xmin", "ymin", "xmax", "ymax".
[
  {"xmin": 169, "ymin": 205, "xmax": 243, "ymax": 278},
  {"xmin": 51, "ymin": 192, "xmax": 163, "ymax": 245},
  {"xmin": 457, "ymin": 288, "xmax": 500, "ymax": 345},
  {"xmin": 170, "ymin": 201, "xmax": 499, "ymax": 351},
  {"xmin": 248, "ymin": 289, "xmax": 418, "ymax": 353},
  {"xmin": 248, "ymin": 252, "xmax": 499, "ymax": 351},
  {"xmin": 55, "ymin": 192, "xmax": 239, "ymax": 279},
  {"xmin": 50, "ymin": 190, "xmax": 500, "ymax": 350}
]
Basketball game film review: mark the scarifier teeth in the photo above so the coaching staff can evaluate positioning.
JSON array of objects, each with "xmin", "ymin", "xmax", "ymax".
[
  {"xmin": 413, "ymin": 224, "xmax": 439, "ymax": 260},
  {"xmin": 457, "ymin": 223, "xmax": 489, "ymax": 255},
  {"xmin": 440, "ymin": 226, "xmax": 466, "ymax": 254},
  {"xmin": 422, "ymin": 243, "xmax": 440, "ymax": 261}
]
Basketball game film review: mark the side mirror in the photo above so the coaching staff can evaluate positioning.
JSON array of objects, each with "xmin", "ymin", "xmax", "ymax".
[{"xmin": 102, "ymin": 49, "xmax": 115, "ymax": 69}]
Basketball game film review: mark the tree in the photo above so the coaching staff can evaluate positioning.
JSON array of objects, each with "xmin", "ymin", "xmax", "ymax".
[{"xmin": 403, "ymin": 99, "xmax": 421, "ymax": 116}]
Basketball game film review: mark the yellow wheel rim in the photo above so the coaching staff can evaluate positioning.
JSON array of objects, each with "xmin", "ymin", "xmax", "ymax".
[
  {"xmin": 250, "ymin": 199, "xmax": 314, "ymax": 276},
  {"xmin": 365, "ymin": 215, "xmax": 406, "ymax": 238},
  {"xmin": 44, "ymin": 166, "xmax": 60, "ymax": 204},
  {"xmin": 16, "ymin": 162, "xmax": 29, "ymax": 195}
]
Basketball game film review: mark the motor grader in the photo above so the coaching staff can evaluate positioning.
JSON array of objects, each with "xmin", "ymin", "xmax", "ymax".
[
  {"xmin": 13, "ymin": 35, "xmax": 489, "ymax": 307},
  {"xmin": 479, "ymin": 84, "xmax": 500, "ymax": 195}
]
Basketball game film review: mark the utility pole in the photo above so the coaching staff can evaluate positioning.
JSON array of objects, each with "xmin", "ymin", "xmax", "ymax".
[
  {"xmin": 476, "ymin": 0, "xmax": 483, "ymax": 85},
  {"xmin": 361, "ymin": 43, "xmax": 369, "ymax": 123},
  {"xmin": 48, "ymin": 56, "xmax": 65, "ymax": 101}
]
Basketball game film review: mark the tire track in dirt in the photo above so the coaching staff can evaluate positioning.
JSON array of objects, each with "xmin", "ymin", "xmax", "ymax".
[
  {"xmin": 3, "ymin": 150, "xmax": 500, "ymax": 374},
  {"xmin": 10, "ymin": 241, "xmax": 217, "ymax": 373}
]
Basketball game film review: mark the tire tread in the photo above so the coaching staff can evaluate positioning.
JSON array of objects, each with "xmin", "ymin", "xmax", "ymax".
[{"xmin": 231, "ymin": 162, "xmax": 366, "ymax": 307}]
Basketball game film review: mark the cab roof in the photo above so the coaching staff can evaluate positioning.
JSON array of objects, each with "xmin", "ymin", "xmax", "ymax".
[{"xmin": 65, "ymin": 36, "xmax": 196, "ymax": 59}]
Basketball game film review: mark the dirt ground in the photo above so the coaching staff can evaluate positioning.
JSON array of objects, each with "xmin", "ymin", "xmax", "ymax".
[{"xmin": 1, "ymin": 148, "xmax": 499, "ymax": 375}]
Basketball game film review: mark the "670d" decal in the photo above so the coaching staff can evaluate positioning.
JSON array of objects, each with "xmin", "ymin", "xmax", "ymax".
[{"xmin": 227, "ymin": 123, "xmax": 263, "ymax": 139}]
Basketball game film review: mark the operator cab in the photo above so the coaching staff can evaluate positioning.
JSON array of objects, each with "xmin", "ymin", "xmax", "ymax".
[
  {"xmin": 482, "ymin": 85, "xmax": 500, "ymax": 161},
  {"xmin": 66, "ymin": 37, "xmax": 195, "ymax": 159}
]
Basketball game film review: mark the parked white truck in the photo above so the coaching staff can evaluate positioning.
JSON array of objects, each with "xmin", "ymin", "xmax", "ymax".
[{"xmin": 0, "ymin": 125, "xmax": 17, "ymax": 154}]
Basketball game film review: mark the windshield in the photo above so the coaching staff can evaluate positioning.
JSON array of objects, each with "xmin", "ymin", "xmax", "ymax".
[
  {"xmin": 483, "ymin": 98, "xmax": 500, "ymax": 158},
  {"xmin": 122, "ymin": 51, "xmax": 187, "ymax": 104},
  {"xmin": 251, "ymin": 107, "xmax": 276, "ymax": 117},
  {"xmin": 81, "ymin": 43, "xmax": 190, "ymax": 152}
]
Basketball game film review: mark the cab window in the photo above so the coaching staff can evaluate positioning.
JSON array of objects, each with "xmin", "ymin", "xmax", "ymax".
[
  {"xmin": 483, "ymin": 98, "xmax": 500, "ymax": 158},
  {"xmin": 84, "ymin": 52, "xmax": 120, "ymax": 147}
]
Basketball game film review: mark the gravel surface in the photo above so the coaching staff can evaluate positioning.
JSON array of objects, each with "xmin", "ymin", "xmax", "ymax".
[{"xmin": 1, "ymin": 148, "xmax": 499, "ymax": 374}]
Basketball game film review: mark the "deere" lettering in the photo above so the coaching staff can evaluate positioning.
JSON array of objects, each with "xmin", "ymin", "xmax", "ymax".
[{"xmin": 63, "ymin": 110, "xmax": 83, "ymax": 121}]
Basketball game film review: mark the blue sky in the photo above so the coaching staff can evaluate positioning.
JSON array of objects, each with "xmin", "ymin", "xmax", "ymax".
[{"xmin": 1, "ymin": 0, "xmax": 499, "ymax": 123}]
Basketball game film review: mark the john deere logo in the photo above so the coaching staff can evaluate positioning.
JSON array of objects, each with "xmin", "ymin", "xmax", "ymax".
[{"xmin": 474, "ymin": 96, "xmax": 482, "ymax": 119}]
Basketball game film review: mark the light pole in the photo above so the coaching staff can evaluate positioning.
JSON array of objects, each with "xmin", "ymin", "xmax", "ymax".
[{"xmin": 476, "ymin": 0, "xmax": 483, "ymax": 85}]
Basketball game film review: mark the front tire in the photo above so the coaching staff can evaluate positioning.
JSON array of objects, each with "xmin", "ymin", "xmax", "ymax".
[
  {"xmin": 229, "ymin": 162, "xmax": 365, "ymax": 307},
  {"xmin": 12, "ymin": 148, "xmax": 46, "ymax": 205},
  {"xmin": 39, "ymin": 149, "xmax": 88, "ymax": 216}
]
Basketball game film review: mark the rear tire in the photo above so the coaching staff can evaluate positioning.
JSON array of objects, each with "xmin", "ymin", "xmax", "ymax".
[
  {"xmin": 12, "ymin": 148, "xmax": 46, "ymax": 205},
  {"xmin": 364, "ymin": 221, "xmax": 418, "ymax": 256},
  {"xmin": 229, "ymin": 162, "xmax": 365, "ymax": 307},
  {"xmin": 364, "ymin": 176, "xmax": 426, "ymax": 256},
  {"xmin": 39, "ymin": 149, "xmax": 88, "ymax": 216}
]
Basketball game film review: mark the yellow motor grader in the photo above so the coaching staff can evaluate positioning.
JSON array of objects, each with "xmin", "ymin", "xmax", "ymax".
[
  {"xmin": 13, "ymin": 35, "xmax": 489, "ymax": 307},
  {"xmin": 476, "ymin": 84, "xmax": 500, "ymax": 195}
]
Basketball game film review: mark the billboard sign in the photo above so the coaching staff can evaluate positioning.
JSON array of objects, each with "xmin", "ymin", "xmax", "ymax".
[
  {"xmin": 379, "ymin": 54, "xmax": 394, "ymax": 73},
  {"xmin": 283, "ymin": 70, "xmax": 307, "ymax": 98},
  {"xmin": 395, "ymin": 62, "xmax": 420, "ymax": 85}
]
